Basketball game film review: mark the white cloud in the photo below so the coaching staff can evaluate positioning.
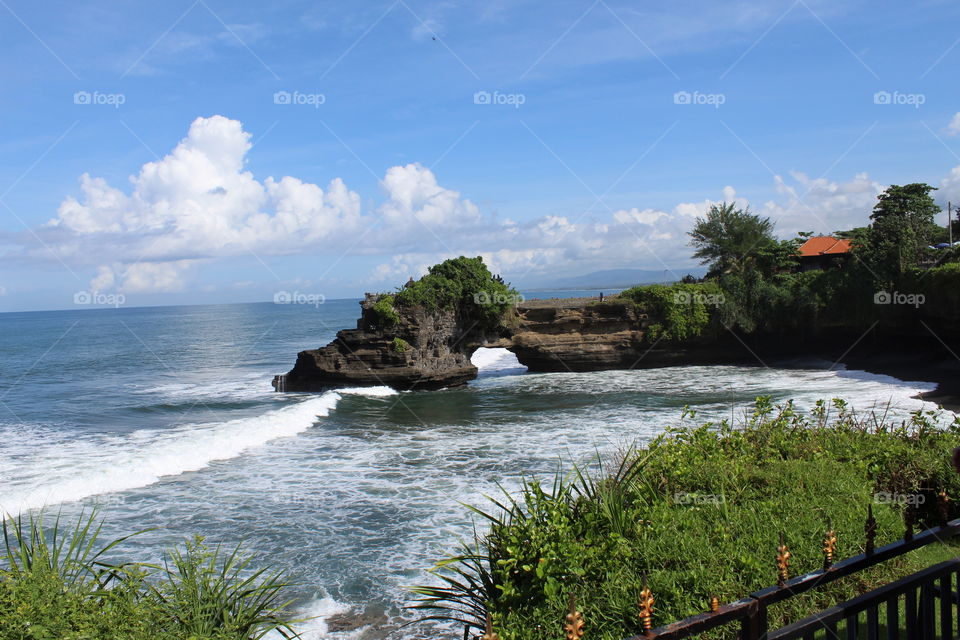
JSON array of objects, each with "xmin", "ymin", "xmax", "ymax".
[
  {"xmin": 940, "ymin": 166, "xmax": 960, "ymax": 203},
  {"xmin": 378, "ymin": 163, "xmax": 480, "ymax": 228},
  {"xmin": 947, "ymin": 112, "xmax": 960, "ymax": 137},
  {"xmin": 89, "ymin": 265, "xmax": 116, "ymax": 291},
  {"xmin": 52, "ymin": 115, "xmax": 364, "ymax": 265},
  {"xmin": 37, "ymin": 116, "xmax": 494, "ymax": 293},
  {"xmin": 763, "ymin": 171, "xmax": 884, "ymax": 234},
  {"xmin": 23, "ymin": 114, "xmax": 942, "ymax": 296},
  {"xmin": 119, "ymin": 261, "xmax": 194, "ymax": 293}
]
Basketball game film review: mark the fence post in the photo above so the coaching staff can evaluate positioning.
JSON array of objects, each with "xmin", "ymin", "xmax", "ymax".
[
  {"xmin": 740, "ymin": 601, "xmax": 767, "ymax": 640},
  {"xmin": 865, "ymin": 504, "xmax": 877, "ymax": 555}
]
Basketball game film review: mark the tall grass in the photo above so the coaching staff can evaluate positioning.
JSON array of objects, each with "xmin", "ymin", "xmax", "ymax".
[
  {"xmin": 150, "ymin": 536, "xmax": 300, "ymax": 639},
  {"xmin": 410, "ymin": 398, "xmax": 960, "ymax": 640},
  {"xmin": 0, "ymin": 510, "xmax": 303, "ymax": 640},
  {"xmin": 2, "ymin": 509, "xmax": 142, "ymax": 591}
]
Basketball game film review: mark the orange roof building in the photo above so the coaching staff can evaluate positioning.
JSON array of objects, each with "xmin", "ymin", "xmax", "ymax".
[{"xmin": 797, "ymin": 236, "xmax": 851, "ymax": 270}]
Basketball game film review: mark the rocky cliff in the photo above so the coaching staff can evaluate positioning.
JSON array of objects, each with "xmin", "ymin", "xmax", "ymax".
[
  {"xmin": 272, "ymin": 289, "xmax": 960, "ymax": 393},
  {"xmin": 273, "ymin": 294, "xmax": 501, "ymax": 391},
  {"xmin": 273, "ymin": 295, "xmax": 742, "ymax": 392}
]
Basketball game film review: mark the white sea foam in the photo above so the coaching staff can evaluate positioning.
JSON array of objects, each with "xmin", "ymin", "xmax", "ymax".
[
  {"xmin": 338, "ymin": 386, "xmax": 399, "ymax": 397},
  {"xmin": 268, "ymin": 594, "xmax": 360, "ymax": 640},
  {"xmin": 0, "ymin": 393, "xmax": 344, "ymax": 516},
  {"xmin": 129, "ymin": 370, "xmax": 277, "ymax": 400}
]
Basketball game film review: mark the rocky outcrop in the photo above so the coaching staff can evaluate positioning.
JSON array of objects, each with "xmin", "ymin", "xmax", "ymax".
[
  {"xmin": 273, "ymin": 294, "xmax": 501, "ymax": 391},
  {"xmin": 506, "ymin": 300, "xmax": 646, "ymax": 371},
  {"xmin": 275, "ymin": 295, "xmax": 740, "ymax": 392},
  {"xmin": 507, "ymin": 299, "xmax": 744, "ymax": 371},
  {"xmin": 273, "ymin": 289, "xmax": 960, "ymax": 393}
]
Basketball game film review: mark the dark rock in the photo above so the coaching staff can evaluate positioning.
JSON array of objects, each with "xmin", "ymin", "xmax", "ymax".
[
  {"xmin": 275, "ymin": 295, "xmax": 736, "ymax": 392},
  {"xmin": 273, "ymin": 293, "xmax": 960, "ymax": 393},
  {"xmin": 274, "ymin": 294, "xmax": 501, "ymax": 392}
]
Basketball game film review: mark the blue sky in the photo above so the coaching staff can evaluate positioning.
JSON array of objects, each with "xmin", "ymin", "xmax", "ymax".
[{"xmin": 2, "ymin": 0, "xmax": 960, "ymax": 311}]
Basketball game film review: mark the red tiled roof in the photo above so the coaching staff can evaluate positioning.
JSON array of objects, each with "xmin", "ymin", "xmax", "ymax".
[{"xmin": 798, "ymin": 236, "xmax": 851, "ymax": 257}]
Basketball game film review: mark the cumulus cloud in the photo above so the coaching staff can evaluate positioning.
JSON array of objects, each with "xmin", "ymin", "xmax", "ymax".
[
  {"xmin": 19, "ymin": 114, "xmax": 946, "ymax": 295},
  {"xmin": 763, "ymin": 171, "xmax": 885, "ymax": 234},
  {"xmin": 52, "ymin": 116, "xmax": 364, "ymax": 264},
  {"xmin": 940, "ymin": 166, "xmax": 960, "ymax": 204},
  {"xmin": 34, "ymin": 116, "xmax": 477, "ymax": 293},
  {"xmin": 378, "ymin": 163, "xmax": 481, "ymax": 228}
]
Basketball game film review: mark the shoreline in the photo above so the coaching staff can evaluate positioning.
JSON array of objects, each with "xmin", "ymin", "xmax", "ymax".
[{"xmin": 830, "ymin": 352, "xmax": 960, "ymax": 413}]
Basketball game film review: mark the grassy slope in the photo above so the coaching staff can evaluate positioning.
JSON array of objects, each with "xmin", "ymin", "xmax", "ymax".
[{"xmin": 414, "ymin": 398, "xmax": 960, "ymax": 640}]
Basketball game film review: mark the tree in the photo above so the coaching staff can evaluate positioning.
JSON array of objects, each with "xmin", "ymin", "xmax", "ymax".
[
  {"xmin": 688, "ymin": 202, "xmax": 777, "ymax": 277},
  {"xmin": 871, "ymin": 183, "xmax": 940, "ymax": 223},
  {"xmin": 861, "ymin": 183, "xmax": 941, "ymax": 284}
]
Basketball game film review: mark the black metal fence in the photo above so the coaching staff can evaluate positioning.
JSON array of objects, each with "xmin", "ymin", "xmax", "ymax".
[
  {"xmin": 627, "ymin": 514, "xmax": 960, "ymax": 640},
  {"xmin": 478, "ymin": 508, "xmax": 960, "ymax": 640}
]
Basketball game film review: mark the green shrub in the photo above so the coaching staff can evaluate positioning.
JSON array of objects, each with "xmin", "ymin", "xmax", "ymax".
[
  {"xmin": 904, "ymin": 261, "xmax": 960, "ymax": 315},
  {"xmin": 619, "ymin": 282, "xmax": 722, "ymax": 341},
  {"xmin": 148, "ymin": 536, "xmax": 299, "ymax": 639},
  {"xmin": 0, "ymin": 511, "xmax": 301, "ymax": 640},
  {"xmin": 370, "ymin": 294, "xmax": 400, "ymax": 328},
  {"xmin": 412, "ymin": 398, "xmax": 960, "ymax": 640},
  {"xmin": 392, "ymin": 337, "xmax": 410, "ymax": 353},
  {"xmin": 392, "ymin": 257, "xmax": 519, "ymax": 332}
]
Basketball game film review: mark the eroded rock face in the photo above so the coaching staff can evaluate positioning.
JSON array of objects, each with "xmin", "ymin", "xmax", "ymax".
[
  {"xmin": 273, "ymin": 295, "xmax": 745, "ymax": 392},
  {"xmin": 274, "ymin": 291, "xmax": 960, "ymax": 393},
  {"xmin": 507, "ymin": 300, "xmax": 646, "ymax": 371},
  {"xmin": 273, "ymin": 295, "xmax": 500, "ymax": 391},
  {"xmin": 278, "ymin": 295, "xmax": 670, "ymax": 391}
]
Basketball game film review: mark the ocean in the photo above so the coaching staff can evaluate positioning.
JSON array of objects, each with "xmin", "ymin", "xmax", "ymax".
[{"xmin": 0, "ymin": 296, "xmax": 947, "ymax": 638}]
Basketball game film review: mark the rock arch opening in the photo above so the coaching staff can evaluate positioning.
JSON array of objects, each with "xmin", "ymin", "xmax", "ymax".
[{"xmin": 469, "ymin": 347, "xmax": 527, "ymax": 378}]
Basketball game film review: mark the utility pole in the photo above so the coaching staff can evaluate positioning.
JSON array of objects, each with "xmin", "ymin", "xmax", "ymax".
[{"xmin": 950, "ymin": 201, "xmax": 953, "ymax": 245}]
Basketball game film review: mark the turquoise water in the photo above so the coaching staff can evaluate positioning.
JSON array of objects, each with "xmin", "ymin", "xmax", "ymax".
[{"xmin": 0, "ymin": 298, "xmax": 944, "ymax": 638}]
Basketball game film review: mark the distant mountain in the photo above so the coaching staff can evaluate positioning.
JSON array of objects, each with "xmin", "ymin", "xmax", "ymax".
[{"xmin": 516, "ymin": 267, "xmax": 706, "ymax": 291}]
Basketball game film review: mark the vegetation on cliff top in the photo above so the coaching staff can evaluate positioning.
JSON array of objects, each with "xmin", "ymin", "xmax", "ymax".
[
  {"xmin": 412, "ymin": 399, "xmax": 960, "ymax": 640},
  {"xmin": 621, "ymin": 182, "xmax": 960, "ymax": 340},
  {"xmin": 619, "ymin": 282, "xmax": 723, "ymax": 341},
  {"xmin": 0, "ymin": 512, "xmax": 300, "ymax": 640},
  {"xmin": 372, "ymin": 256, "xmax": 520, "ymax": 332}
]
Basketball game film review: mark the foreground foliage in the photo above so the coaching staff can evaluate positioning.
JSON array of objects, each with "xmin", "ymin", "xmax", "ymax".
[
  {"xmin": 412, "ymin": 398, "xmax": 960, "ymax": 640},
  {"xmin": 0, "ymin": 512, "xmax": 301, "ymax": 640}
]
